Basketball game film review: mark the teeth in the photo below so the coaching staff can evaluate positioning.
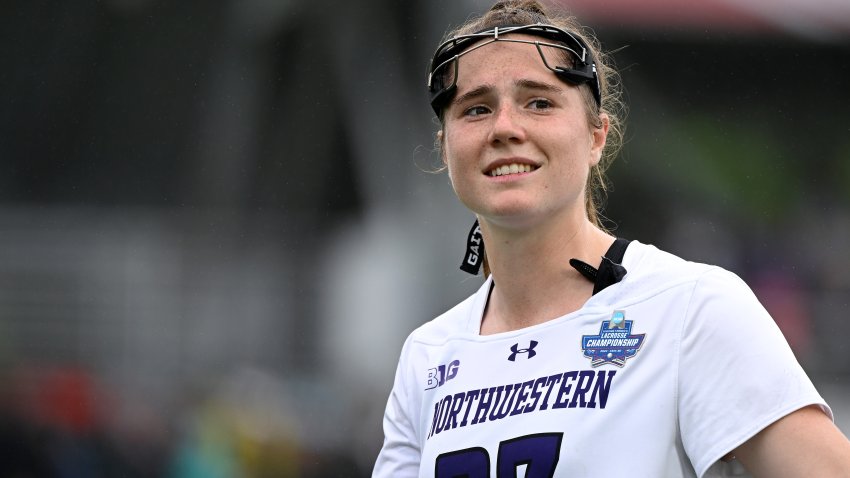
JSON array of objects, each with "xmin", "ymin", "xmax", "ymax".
[{"xmin": 489, "ymin": 163, "xmax": 535, "ymax": 177}]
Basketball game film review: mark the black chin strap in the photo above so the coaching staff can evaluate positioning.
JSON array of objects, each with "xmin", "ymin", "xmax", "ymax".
[
  {"xmin": 459, "ymin": 219, "xmax": 630, "ymax": 294},
  {"xmin": 569, "ymin": 238, "xmax": 630, "ymax": 295}
]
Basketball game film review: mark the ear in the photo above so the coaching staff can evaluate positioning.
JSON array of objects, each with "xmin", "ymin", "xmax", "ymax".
[
  {"xmin": 437, "ymin": 129, "xmax": 446, "ymax": 166},
  {"xmin": 590, "ymin": 113, "xmax": 610, "ymax": 166}
]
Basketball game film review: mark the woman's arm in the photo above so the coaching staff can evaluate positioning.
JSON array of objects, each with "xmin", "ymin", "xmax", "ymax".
[{"xmin": 733, "ymin": 405, "xmax": 850, "ymax": 477}]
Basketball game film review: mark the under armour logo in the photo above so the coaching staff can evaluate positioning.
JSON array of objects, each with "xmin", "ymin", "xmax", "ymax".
[{"xmin": 508, "ymin": 341, "xmax": 538, "ymax": 361}]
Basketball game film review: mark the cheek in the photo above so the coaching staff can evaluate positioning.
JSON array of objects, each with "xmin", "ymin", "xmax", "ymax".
[
  {"xmin": 445, "ymin": 157, "xmax": 467, "ymax": 192},
  {"xmin": 443, "ymin": 132, "xmax": 472, "ymax": 173},
  {"xmin": 442, "ymin": 144, "xmax": 477, "ymax": 201}
]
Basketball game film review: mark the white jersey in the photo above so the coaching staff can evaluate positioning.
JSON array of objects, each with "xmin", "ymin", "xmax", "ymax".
[{"xmin": 373, "ymin": 241, "xmax": 831, "ymax": 478}]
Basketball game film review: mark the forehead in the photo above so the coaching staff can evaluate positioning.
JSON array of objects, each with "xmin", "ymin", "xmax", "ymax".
[{"xmin": 454, "ymin": 34, "xmax": 566, "ymax": 87}]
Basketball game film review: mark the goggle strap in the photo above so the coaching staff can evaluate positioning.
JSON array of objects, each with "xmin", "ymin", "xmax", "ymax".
[{"xmin": 459, "ymin": 220, "xmax": 485, "ymax": 275}]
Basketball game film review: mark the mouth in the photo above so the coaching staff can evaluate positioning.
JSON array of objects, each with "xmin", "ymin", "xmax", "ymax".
[{"xmin": 487, "ymin": 163, "xmax": 538, "ymax": 177}]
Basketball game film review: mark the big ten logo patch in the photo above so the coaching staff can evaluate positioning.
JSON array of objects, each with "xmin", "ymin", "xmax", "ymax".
[{"xmin": 426, "ymin": 359, "xmax": 460, "ymax": 390}]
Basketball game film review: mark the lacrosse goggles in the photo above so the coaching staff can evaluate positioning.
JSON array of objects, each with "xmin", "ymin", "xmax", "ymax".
[{"xmin": 427, "ymin": 23, "xmax": 601, "ymax": 119}]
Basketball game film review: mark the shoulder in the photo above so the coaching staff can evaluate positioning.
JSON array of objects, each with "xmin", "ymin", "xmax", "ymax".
[
  {"xmin": 405, "ymin": 277, "xmax": 491, "ymax": 346},
  {"xmin": 601, "ymin": 241, "xmax": 764, "ymax": 320},
  {"xmin": 611, "ymin": 241, "xmax": 729, "ymax": 298},
  {"xmin": 624, "ymin": 240, "xmax": 715, "ymax": 277}
]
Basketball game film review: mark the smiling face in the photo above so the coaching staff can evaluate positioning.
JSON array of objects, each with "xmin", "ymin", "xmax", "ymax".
[{"xmin": 441, "ymin": 35, "xmax": 609, "ymax": 231}]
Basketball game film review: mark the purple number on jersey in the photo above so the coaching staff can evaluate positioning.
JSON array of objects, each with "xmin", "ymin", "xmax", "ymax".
[
  {"xmin": 436, "ymin": 433, "xmax": 563, "ymax": 477},
  {"xmin": 435, "ymin": 447, "xmax": 489, "ymax": 477}
]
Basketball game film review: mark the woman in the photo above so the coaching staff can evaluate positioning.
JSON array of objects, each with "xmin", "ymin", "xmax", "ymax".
[{"xmin": 373, "ymin": 1, "xmax": 850, "ymax": 476}]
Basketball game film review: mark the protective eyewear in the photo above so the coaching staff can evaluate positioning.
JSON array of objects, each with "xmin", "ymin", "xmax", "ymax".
[{"xmin": 427, "ymin": 23, "xmax": 601, "ymax": 118}]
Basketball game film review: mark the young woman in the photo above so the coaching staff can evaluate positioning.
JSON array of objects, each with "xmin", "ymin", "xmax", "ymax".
[{"xmin": 373, "ymin": 1, "xmax": 850, "ymax": 476}]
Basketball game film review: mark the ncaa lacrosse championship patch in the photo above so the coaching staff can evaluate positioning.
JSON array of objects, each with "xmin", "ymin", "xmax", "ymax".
[{"xmin": 582, "ymin": 311, "xmax": 646, "ymax": 367}]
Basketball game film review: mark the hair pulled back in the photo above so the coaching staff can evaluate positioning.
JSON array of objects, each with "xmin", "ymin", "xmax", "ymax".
[{"xmin": 437, "ymin": 0, "xmax": 626, "ymax": 229}]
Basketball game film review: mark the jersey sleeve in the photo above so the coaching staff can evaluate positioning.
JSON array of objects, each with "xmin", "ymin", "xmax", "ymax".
[
  {"xmin": 677, "ymin": 267, "xmax": 831, "ymax": 478},
  {"xmin": 372, "ymin": 336, "xmax": 421, "ymax": 478}
]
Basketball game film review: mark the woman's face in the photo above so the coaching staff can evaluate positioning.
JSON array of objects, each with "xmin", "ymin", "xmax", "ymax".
[{"xmin": 441, "ymin": 34, "xmax": 608, "ymax": 231}]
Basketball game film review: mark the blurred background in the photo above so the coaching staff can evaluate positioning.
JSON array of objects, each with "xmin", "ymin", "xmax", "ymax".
[{"xmin": 1, "ymin": 0, "xmax": 849, "ymax": 476}]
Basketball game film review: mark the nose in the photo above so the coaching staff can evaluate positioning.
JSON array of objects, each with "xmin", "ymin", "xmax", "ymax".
[{"xmin": 488, "ymin": 103, "xmax": 526, "ymax": 145}]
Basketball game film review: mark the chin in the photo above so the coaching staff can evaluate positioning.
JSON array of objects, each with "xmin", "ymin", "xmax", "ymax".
[{"xmin": 479, "ymin": 208, "xmax": 548, "ymax": 230}]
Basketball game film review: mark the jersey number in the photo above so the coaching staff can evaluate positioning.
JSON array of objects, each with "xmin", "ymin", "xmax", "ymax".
[{"xmin": 435, "ymin": 433, "xmax": 563, "ymax": 477}]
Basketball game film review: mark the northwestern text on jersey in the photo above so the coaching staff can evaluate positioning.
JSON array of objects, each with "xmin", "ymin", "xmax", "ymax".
[{"xmin": 427, "ymin": 369, "xmax": 616, "ymax": 439}]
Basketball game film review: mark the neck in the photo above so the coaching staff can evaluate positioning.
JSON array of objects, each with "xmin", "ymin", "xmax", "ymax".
[{"xmin": 478, "ymin": 216, "xmax": 614, "ymax": 335}]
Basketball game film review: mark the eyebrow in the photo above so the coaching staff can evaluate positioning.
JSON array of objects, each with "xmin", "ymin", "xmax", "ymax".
[
  {"xmin": 452, "ymin": 84, "xmax": 494, "ymax": 107},
  {"xmin": 452, "ymin": 79, "xmax": 565, "ymax": 107},
  {"xmin": 515, "ymin": 78, "xmax": 564, "ymax": 94}
]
